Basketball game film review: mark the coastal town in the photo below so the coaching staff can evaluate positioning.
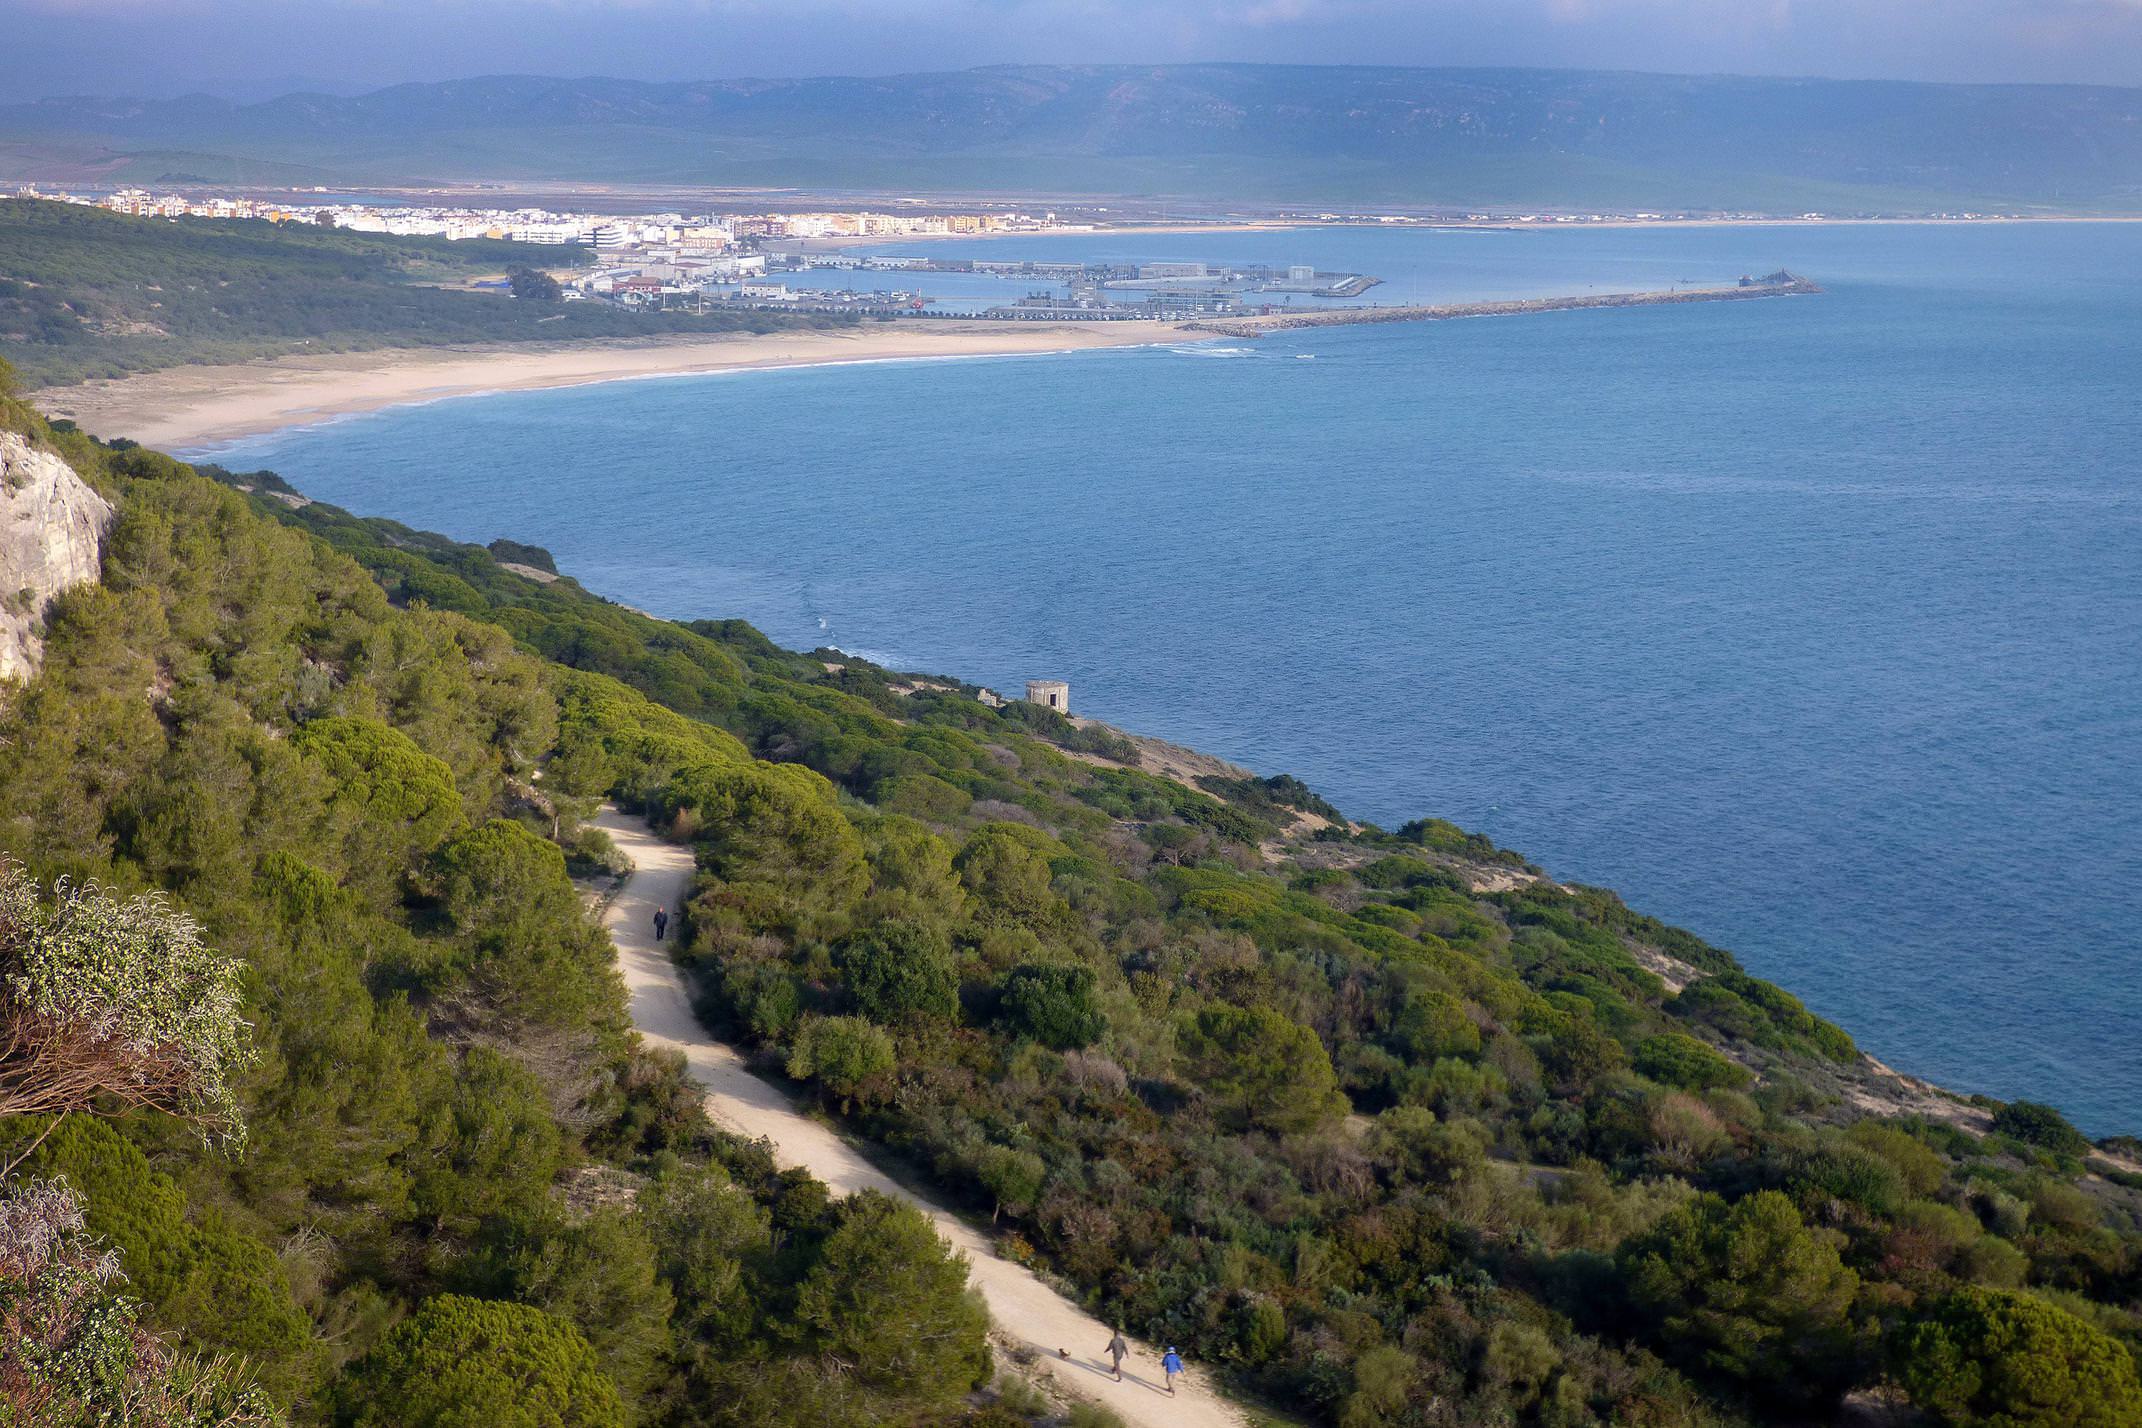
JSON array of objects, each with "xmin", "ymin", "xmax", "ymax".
[
  {"xmin": 2, "ymin": 180, "xmax": 1831, "ymax": 338},
  {"xmin": 5, "ymin": 182, "xmax": 1387, "ymax": 320},
  {"xmin": 3, "ymin": 177, "xmax": 2017, "ymax": 325},
  {"xmin": 7, "ymin": 182, "xmax": 1072, "ymax": 242}
]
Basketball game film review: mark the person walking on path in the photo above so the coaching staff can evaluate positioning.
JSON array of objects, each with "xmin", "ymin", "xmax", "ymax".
[
  {"xmin": 598, "ymin": 806, "xmax": 1253, "ymax": 1428},
  {"xmin": 652, "ymin": 906, "xmax": 669, "ymax": 942},
  {"xmin": 1104, "ymin": 1329, "xmax": 1130, "ymax": 1382},
  {"xmin": 1162, "ymin": 1347, "xmax": 1184, "ymax": 1396}
]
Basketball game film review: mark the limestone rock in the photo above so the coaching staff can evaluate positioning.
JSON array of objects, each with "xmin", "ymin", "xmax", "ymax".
[{"xmin": 1, "ymin": 430, "xmax": 113, "ymax": 683}]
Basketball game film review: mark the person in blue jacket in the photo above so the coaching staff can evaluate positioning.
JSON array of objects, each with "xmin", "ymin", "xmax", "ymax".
[{"xmin": 1161, "ymin": 1346, "xmax": 1183, "ymax": 1395}]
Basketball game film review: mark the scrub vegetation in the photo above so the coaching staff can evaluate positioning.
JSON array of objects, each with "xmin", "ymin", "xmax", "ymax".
[
  {"xmin": 2, "ymin": 362, "xmax": 2139, "ymax": 1426},
  {"xmin": 0, "ymin": 200, "xmax": 852, "ymax": 387}
]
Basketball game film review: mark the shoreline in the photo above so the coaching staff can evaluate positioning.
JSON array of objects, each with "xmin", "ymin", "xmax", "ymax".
[
  {"xmin": 34, "ymin": 320, "xmax": 1201, "ymax": 450},
  {"xmin": 24, "ymin": 303, "xmax": 2138, "ymax": 1148},
  {"xmin": 29, "ymin": 278, "xmax": 1819, "ymax": 450}
]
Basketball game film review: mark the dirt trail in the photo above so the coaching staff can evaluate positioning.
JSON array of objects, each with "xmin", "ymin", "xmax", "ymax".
[{"xmin": 594, "ymin": 807, "xmax": 1249, "ymax": 1428}]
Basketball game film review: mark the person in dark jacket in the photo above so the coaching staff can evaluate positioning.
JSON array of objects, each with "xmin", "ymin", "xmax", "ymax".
[
  {"xmin": 1103, "ymin": 1329, "xmax": 1129, "ymax": 1381},
  {"xmin": 652, "ymin": 907, "xmax": 669, "ymax": 941}
]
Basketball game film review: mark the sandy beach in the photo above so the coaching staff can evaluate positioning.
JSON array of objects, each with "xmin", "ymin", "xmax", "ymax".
[{"xmin": 35, "ymin": 320, "xmax": 1198, "ymax": 450}]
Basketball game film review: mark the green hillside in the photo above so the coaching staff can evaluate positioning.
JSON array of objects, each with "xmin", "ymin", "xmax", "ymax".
[
  {"xmin": 6, "ymin": 64, "xmax": 2142, "ymax": 212},
  {"xmin": 2, "ymin": 368, "xmax": 2140, "ymax": 1426},
  {"xmin": 0, "ymin": 199, "xmax": 850, "ymax": 387}
]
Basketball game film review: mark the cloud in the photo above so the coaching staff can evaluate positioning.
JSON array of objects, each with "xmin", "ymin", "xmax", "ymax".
[{"xmin": 0, "ymin": 0, "xmax": 2137, "ymax": 99}]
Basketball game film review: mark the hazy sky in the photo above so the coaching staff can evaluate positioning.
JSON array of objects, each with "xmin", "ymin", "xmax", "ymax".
[{"xmin": 4, "ymin": 0, "xmax": 2140, "ymax": 99}]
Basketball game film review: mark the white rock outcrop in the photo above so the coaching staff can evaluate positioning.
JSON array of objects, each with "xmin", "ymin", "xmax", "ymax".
[{"xmin": 1, "ymin": 429, "xmax": 113, "ymax": 683}]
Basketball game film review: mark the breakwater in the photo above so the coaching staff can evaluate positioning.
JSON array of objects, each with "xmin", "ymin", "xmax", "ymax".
[{"xmin": 1182, "ymin": 276, "xmax": 1821, "ymax": 336}]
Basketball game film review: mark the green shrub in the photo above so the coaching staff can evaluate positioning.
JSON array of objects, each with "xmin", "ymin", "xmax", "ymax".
[
  {"xmin": 872, "ymin": 772, "xmax": 973, "ymax": 823},
  {"xmin": 1388, "ymin": 986, "xmax": 1482, "ymax": 1062},
  {"xmin": 835, "ymin": 922, "xmax": 959, "ymax": 1023},
  {"xmin": 1176, "ymin": 1003, "xmax": 1346, "ymax": 1134},
  {"xmin": 0, "ymin": 1118, "xmax": 313, "ymax": 1404},
  {"xmin": 1620, "ymin": 1191, "xmax": 1859, "ymax": 1396},
  {"xmin": 1895, "ymin": 1288, "xmax": 2142, "ymax": 1427},
  {"xmin": 790, "ymin": 1191, "xmax": 989, "ymax": 1411},
  {"xmin": 292, "ymin": 715, "xmax": 464, "ymax": 893},
  {"xmin": 341, "ymin": 1294, "xmax": 626, "ymax": 1428},
  {"xmin": 1990, "ymin": 1101, "xmax": 2091, "ymax": 1158},
  {"xmin": 956, "ymin": 827, "xmax": 1062, "ymax": 929},
  {"xmin": 1634, "ymin": 1033, "xmax": 1751, "ymax": 1092},
  {"xmin": 998, "ymin": 963, "xmax": 1105, "ymax": 1050},
  {"xmin": 430, "ymin": 818, "xmax": 620, "ymax": 1029},
  {"xmin": 786, "ymin": 1016, "xmax": 897, "ymax": 1107}
]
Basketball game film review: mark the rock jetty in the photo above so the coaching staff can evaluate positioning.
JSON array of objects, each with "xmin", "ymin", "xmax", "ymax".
[{"xmin": 1181, "ymin": 274, "xmax": 1821, "ymax": 337}]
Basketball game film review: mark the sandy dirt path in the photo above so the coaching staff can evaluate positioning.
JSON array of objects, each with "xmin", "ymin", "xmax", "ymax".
[{"xmin": 594, "ymin": 807, "xmax": 1249, "ymax": 1428}]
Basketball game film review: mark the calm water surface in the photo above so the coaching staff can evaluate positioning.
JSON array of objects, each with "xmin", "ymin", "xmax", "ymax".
[{"xmin": 203, "ymin": 224, "xmax": 2142, "ymax": 1134}]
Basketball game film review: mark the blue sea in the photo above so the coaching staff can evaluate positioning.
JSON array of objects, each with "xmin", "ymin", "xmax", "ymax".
[{"xmin": 200, "ymin": 223, "xmax": 2142, "ymax": 1135}]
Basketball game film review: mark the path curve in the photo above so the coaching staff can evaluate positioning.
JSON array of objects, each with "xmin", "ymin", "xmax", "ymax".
[{"xmin": 596, "ymin": 807, "xmax": 1248, "ymax": 1428}]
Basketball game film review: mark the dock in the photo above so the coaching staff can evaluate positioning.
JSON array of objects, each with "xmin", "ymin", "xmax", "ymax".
[{"xmin": 1179, "ymin": 275, "xmax": 1822, "ymax": 337}]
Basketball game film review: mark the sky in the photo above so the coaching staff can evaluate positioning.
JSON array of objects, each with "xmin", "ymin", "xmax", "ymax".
[{"xmin": 3, "ymin": 0, "xmax": 2140, "ymax": 100}]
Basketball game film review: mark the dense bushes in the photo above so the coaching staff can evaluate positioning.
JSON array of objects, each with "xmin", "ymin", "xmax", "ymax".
[
  {"xmin": 1176, "ymin": 1003, "xmax": 1347, "ymax": 1133},
  {"xmin": 430, "ymin": 818, "xmax": 624, "ymax": 1033},
  {"xmin": 0, "ymin": 408, "xmax": 994, "ymax": 1427},
  {"xmin": 1620, "ymin": 1190, "xmax": 1861, "ymax": 1396},
  {"xmin": 7, "ymin": 399, "xmax": 2138, "ymax": 1428},
  {"xmin": 245, "ymin": 445, "xmax": 2126, "ymax": 1428},
  {"xmin": 997, "ymin": 963, "xmax": 1105, "ymax": 1049},
  {"xmin": 1893, "ymin": 1287, "xmax": 2142, "ymax": 1427},
  {"xmin": 0, "ymin": 1176, "xmax": 276, "ymax": 1427},
  {"xmin": 2, "ymin": 1116, "xmax": 315, "ymax": 1405},
  {"xmin": 340, "ymin": 1296, "xmax": 626, "ymax": 1428},
  {"xmin": 1990, "ymin": 1101, "xmax": 2092, "ymax": 1158},
  {"xmin": 1634, "ymin": 1032, "xmax": 1751, "ymax": 1092},
  {"xmin": 836, "ymin": 922, "xmax": 959, "ymax": 1023},
  {"xmin": 786, "ymin": 1015, "xmax": 897, "ymax": 1106}
]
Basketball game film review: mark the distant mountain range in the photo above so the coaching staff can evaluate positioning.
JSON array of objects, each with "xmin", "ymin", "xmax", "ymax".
[{"xmin": 4, "ymin": 64, "xmax": 2141, "ymax": 213}]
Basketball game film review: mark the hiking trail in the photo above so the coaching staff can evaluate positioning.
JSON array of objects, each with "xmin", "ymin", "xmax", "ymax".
[{"xmin": 596, "ymin": 806, "xmax": 1249, "ymax": 1428}]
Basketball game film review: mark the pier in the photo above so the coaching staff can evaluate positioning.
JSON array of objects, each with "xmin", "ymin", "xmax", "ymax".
[{"xmin": 1179, "ymin": 275, "xmax": 1822, "ymax": 336}]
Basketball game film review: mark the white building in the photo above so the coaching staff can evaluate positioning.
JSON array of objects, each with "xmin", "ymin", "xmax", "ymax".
[{"xmin": 510, "ymin": 224, "xmax": 583, "ymax": 245}]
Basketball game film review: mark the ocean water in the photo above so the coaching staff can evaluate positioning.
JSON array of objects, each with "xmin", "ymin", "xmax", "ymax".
[{"xmin": 201, "ymin": 223, "xmax": 2142, "ymax": 1135}]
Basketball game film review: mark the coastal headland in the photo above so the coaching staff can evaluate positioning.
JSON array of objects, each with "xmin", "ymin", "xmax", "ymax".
[{"xmin": 1183, "ymin": 276, "xmax": 1823, "ymax": 336}]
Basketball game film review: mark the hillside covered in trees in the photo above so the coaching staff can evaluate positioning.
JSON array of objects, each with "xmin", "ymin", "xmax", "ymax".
[
  {"xmin": 5, "ymin": 66, "xmax": 2142, "ymax": 213},
  {"xmin": 1, "ymin": 360, "xmax": 2139, "ymax": 1426},
  {"xmin": 0, "ymin": 200, "xmax": 850, "ymax": 387}
]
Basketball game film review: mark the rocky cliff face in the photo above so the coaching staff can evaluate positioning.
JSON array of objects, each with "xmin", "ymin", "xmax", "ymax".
[{"xmin": 1, "ymin": 430, "xmax": 111, "ymax": 683}]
